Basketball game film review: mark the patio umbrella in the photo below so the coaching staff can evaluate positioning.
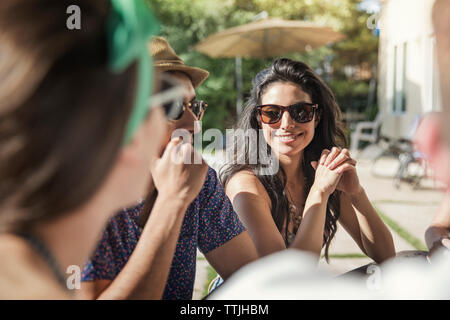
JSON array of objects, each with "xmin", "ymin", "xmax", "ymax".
[{"xmin": 193, "ymin": 17, "xmax": 346, "ymax": 115}]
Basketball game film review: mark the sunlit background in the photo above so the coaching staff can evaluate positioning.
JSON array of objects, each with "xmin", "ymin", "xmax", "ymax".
[{"xmin": 144, "ymin": 0, "xmax": 448, "ymax": 298}]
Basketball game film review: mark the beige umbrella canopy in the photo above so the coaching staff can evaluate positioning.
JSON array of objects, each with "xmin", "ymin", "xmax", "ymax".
[
  {"xmin": 194, "ymin": 17, "xmax": 345, "ymax": 115},
  {"xmin": 194, "ymin": 18, "xmax": 346, "ymax": 58}
]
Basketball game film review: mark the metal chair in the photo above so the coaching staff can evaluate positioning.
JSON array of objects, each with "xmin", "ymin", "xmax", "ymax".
[{"xmin": 370, "ymin": 114, "xmax": 429, "ymax": 189}]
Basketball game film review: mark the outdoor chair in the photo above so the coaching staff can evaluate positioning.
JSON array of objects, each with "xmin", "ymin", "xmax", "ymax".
[{"xmin": 350, "ymin": 112, "xmax": 383, "ymax": 154}]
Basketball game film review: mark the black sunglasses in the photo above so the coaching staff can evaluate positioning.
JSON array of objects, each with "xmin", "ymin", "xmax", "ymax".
[
  {"xmin": 170, "ymin": 99, "xmax": 208, "ymax": 121},
  {"xmin": 151, "ymin": 74, "xmax": 207, "ymax": 121},
  {"xmin": 159, "ymin": 75, "xmax": 207, "ymax": 121},
  {"xmin": 256, "ymin": 102, "xmax": 318, "ymax": 124}
]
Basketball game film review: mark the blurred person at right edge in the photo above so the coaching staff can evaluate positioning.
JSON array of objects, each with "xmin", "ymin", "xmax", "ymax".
[
  {"xmin": 416, "ymin": 0, "xmax": 450, "ymax": 261},
  {"xmin": 209, "ymin": 0, "xmax": 450, "ymax": 300}
]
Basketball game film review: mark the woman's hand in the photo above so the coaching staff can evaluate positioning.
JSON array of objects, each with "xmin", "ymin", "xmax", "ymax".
[
  {"xmin": 310, "ymin": 149, "xmax": 343, "ymax": 197},
  {"xmin": 326, "ymin": 147, "xmax": 362, "ymax": 195},
  {"xmin": 311, "ymin": 147, "xmax": 362, "ymax": 196},
  {"xmin": 151, "ymin": 137, "xmax": 208, "ymax": 205}
]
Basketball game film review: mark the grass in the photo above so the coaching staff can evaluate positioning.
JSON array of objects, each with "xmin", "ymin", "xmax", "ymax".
[
  {"xmin": 202, "ymin": 265, "xmax": 218, "ymax": 298},
  {"xmin": 373, "ymin": 204, "xmax": 428, "ymax": 251}
]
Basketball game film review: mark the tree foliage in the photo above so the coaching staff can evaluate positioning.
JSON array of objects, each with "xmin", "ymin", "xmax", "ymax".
[{"xmin": 149, "ymin": 0, "xmax": 379, "ymax": 132}]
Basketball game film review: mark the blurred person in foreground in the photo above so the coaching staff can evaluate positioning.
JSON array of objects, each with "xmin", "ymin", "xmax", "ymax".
[
  {"xmin": 0, "ymin": 0, "xmax": 204, "ymax": 299},
  {"xmin": 209, "ymin": 0, "xmax": 450, "ymax": 299},
  {"xmin": 80, "ymin": 37, "xmax": 258, "ymax": 300},
  {"xmin": 416, "ymin": 0, "xmax": 450, "ymax": 260}
]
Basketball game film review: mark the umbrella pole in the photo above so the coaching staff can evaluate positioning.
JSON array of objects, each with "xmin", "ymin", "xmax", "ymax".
[{"xmin": 235, "ymin": 56, "xmax": 243, "ymax": 117}]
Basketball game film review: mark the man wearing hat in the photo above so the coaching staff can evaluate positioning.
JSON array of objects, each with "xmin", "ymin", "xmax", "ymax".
[{"xmin": 80, "ymin": 37, "xmax": 258, "ymax": 300}]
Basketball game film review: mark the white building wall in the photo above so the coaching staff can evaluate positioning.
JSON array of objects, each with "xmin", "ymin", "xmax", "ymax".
[{"xmin": 378, "ymin": 0, "xmax": 441, "ymax": 139}]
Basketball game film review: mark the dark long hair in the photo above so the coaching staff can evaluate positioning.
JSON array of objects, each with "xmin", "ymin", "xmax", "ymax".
[
  {"xmin": 220, "ymin": 58, "xmax": 347, "ymax": 260},
  {"xmin": 0, "ymin": 0, "xmax": 137, "ymax": 233}
]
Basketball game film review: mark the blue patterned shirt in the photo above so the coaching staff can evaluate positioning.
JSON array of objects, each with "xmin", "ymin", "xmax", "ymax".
[{"xmin": 81, "ymin": 167, "xmax": 245, "ymax": 300}]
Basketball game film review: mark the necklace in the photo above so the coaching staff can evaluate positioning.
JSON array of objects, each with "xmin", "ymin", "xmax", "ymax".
[
  {"xmin": 283, "ymin": 188, "xmax": 304, "ymax": 234},
  {"xmin": 289, "ymin": 202, "xmax": 303, "ymax": 234},
  {"xmin": 17, "ymin": 233, "xmax": 68, "ymax": 291},
  {"xmin": 283, "ymin": 174, "xmax": 306, "ymax": 244},
  {"xmin": 286, "ymin": 202, "xmax": 304, "ymax": 246}
]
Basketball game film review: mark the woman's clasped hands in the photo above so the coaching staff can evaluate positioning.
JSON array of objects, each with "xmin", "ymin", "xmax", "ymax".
[{"xmin": 311, "ymin": 147, "xmax": 362, "ymax": 197}]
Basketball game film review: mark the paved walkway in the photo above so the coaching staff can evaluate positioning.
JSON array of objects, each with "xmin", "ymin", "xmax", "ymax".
[{"xmin": 192, "ymin": 151, "xmax": 446, "ymax": 299}]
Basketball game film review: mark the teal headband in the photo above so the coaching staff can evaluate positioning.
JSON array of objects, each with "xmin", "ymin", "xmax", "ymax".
[{"xmin": 107, "ymin": 0, "xmax": 159, "ymax": 145}]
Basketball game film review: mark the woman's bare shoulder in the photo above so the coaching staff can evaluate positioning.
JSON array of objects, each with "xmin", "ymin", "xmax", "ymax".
[
  {"xmin": 226, "ymin": 170, "xmax": 271, "ymax": 206},
  {"xmin": 0, "ymin": 234, "xmax": 70, "ymax": 299}
]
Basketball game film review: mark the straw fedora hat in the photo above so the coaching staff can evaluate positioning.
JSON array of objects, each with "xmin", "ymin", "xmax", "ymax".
[{"xmin": 149, "ymin": 37, "xmax": 209, "ymax": 88}]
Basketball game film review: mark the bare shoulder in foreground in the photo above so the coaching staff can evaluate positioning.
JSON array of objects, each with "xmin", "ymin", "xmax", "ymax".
[{"xmin": 0, "ymin": 234, "xmax": 71, "ymax": 300}]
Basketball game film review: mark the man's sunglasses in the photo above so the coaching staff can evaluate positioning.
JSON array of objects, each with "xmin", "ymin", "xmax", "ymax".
[
  {"xmin": 170, "ymin": 99, "xmax": 208, "ymax": 121},
  {"xmin": 151, "ymin": 74, "xmax": 207, "ymax": 121},
  {"xmin": 256, "ymin": 102, "xmax": 319, "ymax": 124}
]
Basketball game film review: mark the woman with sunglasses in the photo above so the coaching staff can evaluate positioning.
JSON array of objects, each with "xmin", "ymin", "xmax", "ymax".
[
  {"xmin": 80, "ymin": 37, "xmax": 258, "ymax": 300},
  {"xmin": 220, "ymin": 58, "xmax": 395, "ymax": 265}
]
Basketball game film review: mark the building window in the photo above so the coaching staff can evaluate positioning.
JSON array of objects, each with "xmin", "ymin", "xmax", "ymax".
[
  {"xmin": 391, "ymin": 42, "xmax": 407, "ymax": 114},
  {"xmin": 401, "ymin": 42, "xmax": 407, "ymax": 113},
  {"xmin": 431, "ymin": 37, "xmax": 441, "ymax": 111}
]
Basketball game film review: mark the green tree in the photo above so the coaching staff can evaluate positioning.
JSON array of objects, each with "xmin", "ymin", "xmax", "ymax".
[{"xmin": 149, "ymin": 0, "xmax": 379, "ymax": 133}]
